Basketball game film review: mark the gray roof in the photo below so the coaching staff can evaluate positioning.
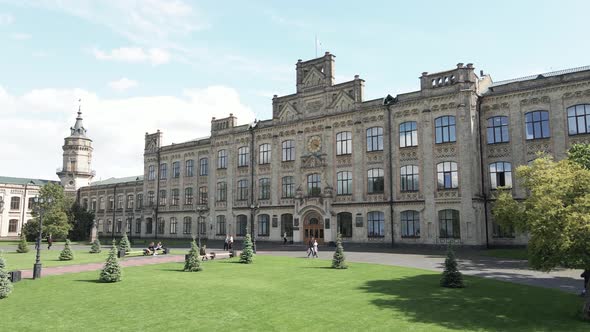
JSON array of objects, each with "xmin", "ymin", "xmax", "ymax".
[
  {"xmin": 0, "ymin": 176, "xmax": 58, "ymax": 186},
  {"xmin": 89, "ymin": 175, "xmax": 143, "ymax": 187},
  {"xmin": 491, "ymin": 65, "xmax": 590, "ymax": 87}
]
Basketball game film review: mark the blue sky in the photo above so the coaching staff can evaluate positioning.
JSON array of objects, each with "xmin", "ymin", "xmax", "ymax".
[{"xmin": 1, "ymin": 0, "xmax": 589, "ymax": 180}]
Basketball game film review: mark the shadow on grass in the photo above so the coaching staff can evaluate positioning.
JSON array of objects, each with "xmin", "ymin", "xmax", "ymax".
[
  {"xmin": 74, "ymin": 279, "xmax": 103, "ymax": 283},
  {"xmin": 359, "ymin": 274, "xmax": 586, "ymax": 331},
  {"xmin": 301, "ymin": 266, "xmax": 333, "ymax": 269}
]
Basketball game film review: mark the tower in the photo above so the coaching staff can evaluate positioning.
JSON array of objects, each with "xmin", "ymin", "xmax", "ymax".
[{"xmin": 57, "ymin": 102, "xmax": 94, "ymax": 194}]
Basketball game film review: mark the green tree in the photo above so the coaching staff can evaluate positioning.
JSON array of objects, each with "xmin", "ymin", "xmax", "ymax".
[
  {"xmin": 568, "ymin": 143, "xmax": 590, "ymax": 170},
  {"xmin": 0, "ymin": 250, "xmax": 12, "ymax": 299},
  {"xmin": 58, "ymin": 239, "xmax": 74, "ymax": 261},
  {"xmin": 89, "ymin": 238, "xmax": 101, "ymax": 254},
  {"xmin": 68, "ymin": 202, "xmax": 95, "ymax": 241},
  {"xmin": 119, "ymin": 233, "xmax": 131, "ymax": 253},
  {"xmin": 492, "ymin": 155, "xmax": 590, "ymax": 319},
  {"xmin": 240, "ymin": 234, "xmax": 254, "ymax": 264},
  {"xmin": 440, "ymin": 245, "xmax": 464, "ymax": 288},
  {"xmin": 331, "ymin": 233, "xmax": 348, "ymax": 269},
  {"xmin": 16, "ymin": 232, "xmax": 29, "ymax": 253},
  {"xmin": 99, "ymin": 241, "xmax": 122, "ymax": 283},
  {"xmin": 184, "ymin": 239, "xmax": 203, "ymax": 272},
  {"xmin": 25, "ymin": 183, "xmax": 72, "ymax": 240},
  {"xmin": 0, "ymin": 251, "xmax": 6, "ymax": 269}
]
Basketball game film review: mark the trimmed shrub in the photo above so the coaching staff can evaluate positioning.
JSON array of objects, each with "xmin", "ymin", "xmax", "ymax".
[
  {"xmin": 240, "ymin": 234, "xmax": 254, "ymax": 264},
  {"xmin": 184, "ymin": 240, "xmax": 203, "ymax": 272},
  {"xmin": 99, "ymin": 241, "xmax": 122, "ymax": 282},
  {"xmin": 0, "ymin": 251, "xmax": 12, "ymax": 299},
  {"xmin": 331, "ymin": 233, "xmax": 348, "ymax": 269},
  {"xmin": 440, "ymin": 245, "xmax": 464, "ymax": 288},
  {"xmin": 90, "ymin": 238, "xmax": 101, "ymax": 254},
  {"xmin": 58, "ymin": 239, "xmax": 74, "ymax": 261},
  {"xmin": 119, "ymin": 233, "xmax": 131, "ymax": 253},
  {"xmin": 16, "ymin": 232, "xmax": 29, "ymax": 253}
]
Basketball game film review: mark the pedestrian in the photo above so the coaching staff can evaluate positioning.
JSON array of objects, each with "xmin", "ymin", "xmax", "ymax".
[
  {"xmin": 313, "ymin": 239, "xmax": 319, "ymax": 258},
  {"xmin": 224, "ymin": 235, "xmax": 229, "ymax": 251},
  {"xmin": 229, "ymin": 235, "xmax": 234, "ymax": 250},
  {"xmin": 47, "ymin": 234, "xmax": 53, "ymax": 250},
  {"xmin": 582, "ymin": 269, "xmax": 590, "ymax": 296},
  {"xmin": 283, "ymin": 232, "xmax": 287, "ymax": 245},
  {"xmin": 307, "ymin": 238, "xmax": 314, "ymax": 258}
]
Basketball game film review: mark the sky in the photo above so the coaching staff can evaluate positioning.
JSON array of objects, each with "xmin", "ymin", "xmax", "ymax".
[{"xmin": 1, "ymin": 0, "xmax": 589, "ymax": 181}]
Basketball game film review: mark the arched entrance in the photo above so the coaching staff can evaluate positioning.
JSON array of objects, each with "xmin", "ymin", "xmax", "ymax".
[{"xmin": 303, "ymin": 211, "xmax": 324, "ymax": 245}]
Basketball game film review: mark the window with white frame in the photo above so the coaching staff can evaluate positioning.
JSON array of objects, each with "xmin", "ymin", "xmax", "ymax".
[
  {"xmin": 400, "ymin": 165, "xmax": 419, "ymax": 192},
  {"xmin": 435, "ymin": 116, "xmax": 456, "ymax": 144},
  {"xmin": 238, "ymin": 146, "xmax": 249, "ymax": 167},
  {"xmin": 367, "ymin": 211, "xmax": 384, "ymax": 237},
  {"xmin": 366, "ymin": 127, "xmax": 383, "ymax": 152},
  {"xmin": 217, "ymin": 150, "xmax": 227, "ymax": 169},
  {"xmin": 399, "ymin": 121, "xmax": 418, "ymax": 147},
  {"xmin": 337, "ymin": 171, "xmax": 352, "ymax": 195},
  {"xmin": 489, "ymin": 162, "xmax": 512, "ymax": 189},
  {"xmin": 367, "ymin": 168, "xmax": 384, "ymax": 193},
  {"xmin": 336, "ymin": 131, "xmax": 352, "ymax": 155},
  {"xmin": 259, "ymin": 144, "xmax": 271, "ymax": 164},
  {"xmin": 437, "ymin": 162, "xmax": 458, "ymax": 189},
  {"xmin": 401, "ymin": 210, "xmax": 420, "ymax": 238},
  {"xmin": 282, "ymin": 140, "xmax": 295, "ymax": 161}
]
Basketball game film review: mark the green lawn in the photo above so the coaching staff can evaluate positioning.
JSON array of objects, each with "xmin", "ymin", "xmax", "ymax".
[
  {"xmin": 0, "ymin": 256, "xmax": 587, "ymax": 331},
  {"xmin": 0, "ymin": 249, "xmax": 110, "ymax": 270},
  {"xmin": 482, "ymin": 248, "xmax": 529, "ymax": 260}
]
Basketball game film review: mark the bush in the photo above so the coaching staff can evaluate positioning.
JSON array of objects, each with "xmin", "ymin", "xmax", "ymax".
[
  {"xmin": 240, "ymin": 234, "xmax": 254, "ymax": 264},
  {"xmin": 119, "ymin": 233, "xmax": 131, "ymax": 253},
  {"xmin": 89, "ymin": 238, "xmax": 101, "ymax": 254},
  {"xmin": 0, "ymin": 251, "xmax": 5, "ymax": 269},
  {"xmin": 59, "ymin": 239, "xmax": 74, "ymax": 261},
  {"xmin": 332, "ymin": 233, "xmax": 348, "ymax": 269},
  {"xmin": 16, "ymin": 232, "xmax": 29, "ymax": 253},
  {"xmin": 440, "ymin": 245, "xmax": 464, "ymax": 288},
  {"xmin": 184, "ymin": 240, "xmax": 203, "ymax": 272},
  {"xmin": 99, "ymin": 241, "xmax": 122, "ymax": 282},
  {"xmin": 0, "ymin": 251, "xmax": 12, "ymax": 299}
]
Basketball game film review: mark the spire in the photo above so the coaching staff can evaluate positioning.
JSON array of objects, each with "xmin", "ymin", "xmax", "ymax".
[{"xmin": 70, "ymin": 99, "xmax": 87, "ymax": 137}]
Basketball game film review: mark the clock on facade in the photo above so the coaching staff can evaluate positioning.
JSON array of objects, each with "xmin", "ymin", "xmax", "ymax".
[{"xmin": 307, "ymin": 136, "xmax": 322, "ymax": 153}]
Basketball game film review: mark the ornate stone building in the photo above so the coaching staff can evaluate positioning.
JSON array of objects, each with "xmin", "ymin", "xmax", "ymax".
[{"xmin": 77, "ymin": 52, "xmax": 590, "ymax": 247}]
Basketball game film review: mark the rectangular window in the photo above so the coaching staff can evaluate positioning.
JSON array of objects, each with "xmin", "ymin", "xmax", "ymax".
[
  {"xmin": 237, "ymin": 215, "xmax": 248, "ymax": 236},
  {"xmin": 171, "ymin": 189, "xmax": 179, "ymax": 206},
  {"xmin": 259, "ymin": 178, "xmax": 271, "ymax": 200},
  {"xmin": 217, "ymin": 150, "xmax": 227, "ymax": 169},
  {"xmin": 160, "ymin": 163, "xmax": 167, "ymax": 180},
  {"xmin": 337, "ymin": 171, "xmax": 352, "ymax": 195},
  {"xmin": 337, "ymin": 213, "xmax": 353, "ymax": 238},
  {"xmin": 282, "ymin": 140, "xmax": 295, "ymax": 161},
  {"xmin": 238, "ymin": 146, "xmax": 249, "ymax": 167},
  {"xmin": 336, "ymin": 131, "xmax": 352, "ymax": 155},
  {"xmin": 238, "ymin": 180, "xmax": 249, "ymax": 201},
  {"xmin": 117, "ymin": 195, "xmax": 124, "ymax": 209},
  {"xmin": 148, "ymin": 165, "xmax": 156, "ymax": 180},
  {"xmin": 259, "ymin": 144, "xmax": 271, "ymax": 164},
  {"xmin": 159, "ymin": 190, "xmax": 166, "ymax": 206},
  {"xmin": 437, "ymin": 162, "xmax": 459, "ymax": 189},
  {"xmin": 126, "ymin": 195, "xmax": 134, "ymax": 209},
  {"xmin": 172, "ymin": 161, "xmax": 180, "ymax": 178},
  {"xmin": 148, "ymin": 192, "xmax": 155, "ymax": 206},
  {"xmin": 198, "ymin": 187, "xmax": 208, "ymax": 205},
  {"xmin": 282, "ymin": 176, "xmax": 294, "ymax": 198},
  {"xmin": 487, "ymin": 116, "xmax": 510, "ymax": 144},
  {"xmin": 567, "ymin": 105, "xmax": 590, "ymax": 135},
  {"xmin": 106, "ymin": 219, "xmax": 112, "ymax": 233},
  {"xmin": 157, "ymin": 218, "xmax": 165, "ymax": 234},
  {"xmin": 199, "ymin": 158, "xmax": 209, "ymax": 176},
  {"xmin": 258, "ymin": 214, "xmax": 269, "ymax": 236},
  {"xmin": 135, "ymin": 219, "xmax": 141, "ymax": 234},
  {"xmin": 367, "ymin": 168, "xmax": 384, "ymax": 193},
  {"xmin": 490, "ymin": 162, "xmax": 513, "ymax": 189},
  {"xmin": 366, "ymin": 127, "xmax": 383, "ymax": 152},
  {"xmin": 170, "ymin": 217, "xmax": 177, "ymax": 234},
  {"xmin": 525, "ymin": 111, "xmax": 550, "ymax": 140},
  {"xmin": 216, "ymin": 215, "xmax": 226, "ymax": 235},
  {"xmin": 217, "ymin": 182, "xmax": 227, "ymax": 202},
  {"xmin": 186, "ymin": 159, "xmax": 194, "ymax": 177},
  {"xmin": 198, "ymin": 217, "xmax": 207, "ymax": 235},
  {"xmin": 8, "ymin": 219, "xmax": 18, "ymax": 233},
  {"xmin": 10, "ymin": 197, "xmax": 20, "ymax": 210},
  {"xmin": 146, "ymin": 218, "xmax": 153, "ymax": 234},
  {"xmin": 91, "ymin": 199, "xmax": 97, "ymax": 211},
  {"xmin": 399, "ymin": 121, "xmax": 418, "ymax": 147},
  {"xmin": 435, "ymin": 116, "xmax": 456, "ymax": 144},
  {"xmin": 183, "ymin": 217, "xmax": 192, "ymax": 234},
  {"xmin": 108, "ymin": 196, "xmax": 114, "ymax": 210},
  {"xmin": 116, "ymin": 218, "xmax": 122, "ymax": 233},
  {"xmin": 137, "ymin": 194, "xmax": 143, "ymax": 208},
  {"xmin": 401, "ymin": 210, "xmax": 420, "ymax": 237},
  {"xmin": 400, "ymin": 165, "xmax": 419, "ymax": 192},
  {"xmin": 367, "ymin": 211, "xmax": 384, "ymax": 237},
  {"xmin": 185, "ymin": 187, "xmax": 193, "ymax": 205},
  {"xmin": 439, "ymin": 209, "xmax": 460, "ymax": 238},
  {"xmin": 307, "ymin": 173, "xmax": 321, "ymax": 196}
]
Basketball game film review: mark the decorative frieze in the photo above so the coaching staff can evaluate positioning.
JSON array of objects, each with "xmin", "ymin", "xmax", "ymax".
[
  {"xmin": 435, "ymin": 144, "xmax": 457, "ymax": 159},
  {"xmin": 526, "ymin": 140, "xmax": 551, "ymax": 156},
  {"xmin": 487, "ymin": 144, "xmax": 511, "ymax": 158},
  {"xmin": 435, "ymin": 190, "xmax": 460, "ymax": 199},
  {"xmin": 399, "ymin": 148, "xmax": 419, "ymax": 161}
]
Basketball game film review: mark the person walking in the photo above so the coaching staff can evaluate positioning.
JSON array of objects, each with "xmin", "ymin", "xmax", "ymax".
[
  {"xmin": 313, "ymin": 239, "xmax": 319, "ymax": 258},
  {"xmin": 224, "ymin": 235, "xmax": 229, "ymax": 251},
  {"xmin": 307, "ymin": 238, "xmax": 314, "ymax": 258},
  {"xmin": 582, "ymin": 269, "xmax": 590, "ymax": 296},
  {"xmin": 229, "ymin": 235, "xmax": 234, "ymax": 250},
  {"xmin": 283, "ymin": 232, "xmax": 287, "ymax": 245},
  {"xmin": 47, "ymin": 234, "xmax": 53, "ymax": 250}
]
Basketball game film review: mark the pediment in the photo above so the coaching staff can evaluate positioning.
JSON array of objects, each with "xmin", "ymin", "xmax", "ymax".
[
  {"xmin": 301, "ymin": 154, "xmax": 326, "ymax": 169},
  {"xmin": 278, "ymin": 103, "xmax": 298, "ymax": 122},
  {"xmin": 303, "ymin": 66, "xmax": 325, "ymax": 88},
  {"xmin": 328, "ymin": 90, "xmax": 356, "ymax": 112}
]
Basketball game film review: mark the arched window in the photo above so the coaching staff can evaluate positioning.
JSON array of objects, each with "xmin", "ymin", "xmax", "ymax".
[
  {"xmin": 148, "ymin": 165, "xmax": 156, "ymax": 180},
  {"xmin": 237, "ymin": 215, "xmax": 248, "ymax": 236},
  {"xmin": 216, "ymin": 215, "xmax": 226, "ymax": 235},
  {"xmin": 199, "ymin": 158, "xmax": 208, "ymax": 176},
  {"xmin": 282, "ymin": 176, "xmax": 294, "ymax": 198},
  {"xmin": 367, "ymin": 211, "xmax": 384, "ymax": 237},
  {"xmin": 172, "ymin": 161, "xmax": 180, "ymax": 178},
  {"xmin": 487, "ymin": 116, "xmax": 509, "ymax": 144},
  {"xmin": 337, "ymin": 212, "xmax": 353, "ymax": 238},
  {"xmin": 489, "ymin": 162, "xmax": 512, "ymax": 189},
  {"xmin": 281, "ymin": 214, "xmax": 293, "ymax": 237},
  {"xmin": 259, "ymin": 143, "xmax": 271, "ymax": 164},
  {"xmin": 170, "ymin": 217, "xmax": 177, "ymax": 234},
  {"xmin": 525, "ymin": 111, "xmax": 550, "ymax": 139},
  {"xmin": 401, "ymin": 210, "xmax": 420, "ymax": 238},
  {"xmin": 307, "ymin": 173, "xmax": 321, "ymax": 196},
  {"xmin": 259, "ymin": 178, "xmax": 271, "ymax": 200},
  {"xmin": 366, "ymin": 127, "xmax": 383, "ymax": 152},
  {"xmin": 439, "ymin": 209, "xmax": 460, "ymax": 238},
  {"xmin": 567, "ymin": 104, "xmax": 590, "ymax": 135},
  {"xmin": 186, "ymin": 159, "xmax": 194, "ymax": 177},
  {"xmin": 337, "ymin": 171, "xmax": 352, "ymax": 195},
  {"xmin": 238, "ymin": 146, "xmax": 249, "ymax": 167},
  {"xmin": 198, "ymin": 187, "xmax": 207, "ymax": 205},
  {"xmin": 183, "ymin": 216, "xmax": 192, "ymax": 234},
  {"xmin": 399, "ymin": 121, "xmax": 418, "ymax": 147},
  {"xmin": 217, "ymin": 150, "xmax": 227, "ymax": 169},
  {"xmin": 216, "ymin": 182, "xmax": 227, "ymax": 202},
  {"xmin": 135, "ymin": 218, "xmax": 141, "ymax": 234},
  {"xmin": 198, "ymin": 216, "xmax": 207, "ymax": 235},
  {"xmin": 157, "ymin": 218, "xmax": 165, "ymax": 234},
  {"xmin": 435, "ymin": 116, "xmax": 456, "ymax": 143},
  {"xmin": 237, "ymin": 179, "xmax": 249, "ymax": 201},
  {"xmin": 400, "ymin": 165, "xmax": 419, "ymax": 192},
  {"xmin": 258, "ymin": 214, "xmax": 270, "ymax": 236},
  {"xmin": 145, "ymin": 218, "xmax": 153, "ymax": 234},
  {"xmin": 282, "ymin": 140, "xmax": 295, "ymax": 161},
  {"xmin": 160, "ymin": 163, "xmax": 167, "ymax": 179},
  {"xmin": 367, "ymin": 168, "xmax": 384, "ymax": 193},
  {"xmin": 184, "ymin": 187, "xmax": 193, "ymax": 205},
  {"xmin": 437, "ymin": 162, "xmax": 458, "ymax": 189},
  {"xmin": 336, "ymin": 131, "xmax": 352, "ymax": 155}
]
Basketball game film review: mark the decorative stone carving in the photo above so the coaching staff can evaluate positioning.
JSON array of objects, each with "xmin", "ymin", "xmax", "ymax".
[
  {"xmin": 487, "ymin": 144, "xmax": 511, "ymax": 158},
  {"xmin": 526, "ymin": 141, "xmax": 551, "ymax": 156},
  {"xmin": 435, "ymin": 144, "xmax": 457, "ymax": 159},
  {"xmin": 435, "ymin": 190, "xmax": 460, "ymax": 199},
  {"xmin": 301, "ymin": 154, "xmax": 326, "ymax": 169},
  {"xmin": 400, "ymin": 148, "xmax": 419, "ymax": 161}
]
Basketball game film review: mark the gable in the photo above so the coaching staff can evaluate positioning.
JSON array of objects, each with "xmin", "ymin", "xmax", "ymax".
[
  {"xmin": 303, "ymin": 66, "xmax": 325, "ymax": 88},
  {"xmin": 328, "ymin": 90, "xmax": 356, "ymax": 112},
  {"xmin": 278, "ymin": 103, "xmax": 298, "ymax": 122}
]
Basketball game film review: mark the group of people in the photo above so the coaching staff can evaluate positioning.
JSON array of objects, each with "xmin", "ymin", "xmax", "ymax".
[
  {"xmin": 223, "ymin": 235, "xmax": 234, "ymax": 251},
  {"xmin": 307, "ymin": 238, "xmax": 319, "ymax": 258},
  {"xmin": 144, "ymin": 241, "xmax": 164, "ymax": 256}
]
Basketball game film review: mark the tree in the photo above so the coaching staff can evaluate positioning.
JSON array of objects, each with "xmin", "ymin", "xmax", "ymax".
[
  {"xmin": 16, "ymin": 232, "xmax": 29, "ymax": 253},
  {"xmin": 0, "ymin": 251, "xmax": 5, "ymax": 269},
  {"xmin": 119, "ymin": 233, "xmax": 131, "ymax": 253},
  {"xmin": 492, "ymin": 155, "xmax": 590, "ymax": 319},
  {"xmin": 59, "ymin": 239, "xmax": 74, "ymax": 261},
  {"xmin": 25, "ymin": 183, "xmax": 72, "ymax": 240},
  {"xmin": 184, "ymin": 239, "xmax": 203, "ymax": 272},
  {"xmin": 240, "ymin": 234, "xmax": 254, "ymax": 264},
  {"xmin": 440, "ymin": 245, "xmax": 464, "ymax": 288},
  {"xmin": 0, "ymin": 251, "xmax": 12, "ymax": 299},
  {"xmin": 68, "ymin": 202, "xmax": 95, "ymax": 241},
  {"xmin": 89, "ymin": 238, "xmax": 101, "ymax": 254},
  {"xmin": 568, "ymin": 143, "xmax": 590, "ymax": 170},
  {"xmin": 99, "ymin": 241, "xmax": 122, "ymax": 282},
  {"xmin": 332, "ymin": 233, "xmax": 348, "ymax": 269}
]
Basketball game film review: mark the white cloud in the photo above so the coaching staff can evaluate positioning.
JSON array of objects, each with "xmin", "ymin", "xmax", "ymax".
[
  {"xmin": 108, "ymin": 78, "xmax": 138, "ymax": 91},
  {"xmin": 0, "ymin": 85, "xmax": 255, "ymax": 180},
  {"xmin": 11, "ymin": 33, "xmax": 31, "ymax": 40},
  {"xmin": 93, "ymin": 47, "xmax": 170, "ymax": 65},
  {"xmin": 0, "ymin": 13, "xmax": 14, "ymax": 25}
]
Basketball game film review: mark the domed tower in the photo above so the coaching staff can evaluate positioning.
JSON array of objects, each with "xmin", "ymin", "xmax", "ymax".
[{"xmin": 57, "ymin": 102, "xmax": 94, "ymax": 194}]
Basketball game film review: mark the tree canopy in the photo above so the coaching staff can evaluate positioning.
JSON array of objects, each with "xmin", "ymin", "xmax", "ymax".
[{"xmin": 25, "ymin": 183, "xmax": 72, "ymax": 240}]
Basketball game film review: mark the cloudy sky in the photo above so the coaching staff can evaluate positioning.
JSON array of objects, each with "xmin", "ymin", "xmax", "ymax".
[{"xmin": 1, "ymin": 0, "xmax": 589, "ymax": 181}]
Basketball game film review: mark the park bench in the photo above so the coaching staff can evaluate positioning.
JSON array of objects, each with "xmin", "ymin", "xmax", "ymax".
[
  {"xmin": 118, "ymin": 248, "xmax": 169, "ymax": 258},
  {"xmin": 185, "ymin": 251, "xmax": 234, "ymax": 262}
]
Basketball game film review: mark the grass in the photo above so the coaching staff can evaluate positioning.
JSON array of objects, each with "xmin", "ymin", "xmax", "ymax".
[
  {"xmin": 0, "ymin": 249, "xmax": 110, "ymax": 271},
  {"xmin": 482, "ymin": 248, "xmax": 528, "ymax": 260},
  {"xmin": 0, "ymin": 256, "xmax": 587, "ymax": 331}
]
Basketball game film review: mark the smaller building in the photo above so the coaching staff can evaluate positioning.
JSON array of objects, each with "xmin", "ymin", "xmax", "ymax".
[{"xmin": 0, "ymin": 177, "xmax": 58, "ymax": 238}]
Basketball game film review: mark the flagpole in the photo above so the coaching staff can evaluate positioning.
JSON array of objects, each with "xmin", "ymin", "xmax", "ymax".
[{"xmin": 315, "ymin": 35, "xmax": 318, "ymax": 58}]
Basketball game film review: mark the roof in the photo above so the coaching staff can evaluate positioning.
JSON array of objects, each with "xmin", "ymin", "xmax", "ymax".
[
  {"xmin": 89, "ymin": 175, "xmax": 143, "ymax": 187},
  {"xmin": 0, "ymin": 176, "xmax": 58, "ymax": 186},
  {"xmin": 491, "ymin": 65, "xmax": 590, "ymax": 87}
]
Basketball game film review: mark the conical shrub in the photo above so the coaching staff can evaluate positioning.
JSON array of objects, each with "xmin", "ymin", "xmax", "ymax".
[
  {"xmin": 89, "ymin": 238, "xmax": 101, "ymax": 254},
  {"xmin": 0, "ymin": 250, "xmax": 6, "ymax": 269},
  {"xmin": 440, "ymin": 245, "xmax": 464, "ymax": 288},
  {"xmin": 184, "ymin": 240, "xmax": 203, "ymax": 272},
  {"xmin": 99, "ymin": 241, "xmax": 122, "ymax": 282},
  {"xmin": 119, "ymin": 233, "xmax": 131, "ymax": 253},
  {"xmin": 0, "ymin": 251, "xmax": 12, "ymax": 299},
  {"xmin": 240, "ymin": 234, "xmax": 254, "ymax": 264},
  {"xmin": 332, "ymin": 233, "xmax": 348, "ymax": 269},
  {"xmin": 16, "ymin": 232, "xmax": 29, "ymax": 253},
  {"xmin": 58, "ymin": 239, "xmax": 74, "ymax": 261}
]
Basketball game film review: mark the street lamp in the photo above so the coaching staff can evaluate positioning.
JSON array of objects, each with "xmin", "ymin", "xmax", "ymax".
[
  {"xmin": 250, "ymin": 202, "xmax": 260, "ymax": 253},
  {"xmin": 32, "ymin": 196, "xmax": 53, "ymax": 279},
  {"xmin": 195, "ymin": 205, "xmax": 208, "ymax": 248}
]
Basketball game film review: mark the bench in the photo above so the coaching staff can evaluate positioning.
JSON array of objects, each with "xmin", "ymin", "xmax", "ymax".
[
  {"xmin": 118, "ymin": 248, "xmax": 169, "ymax": 258},
  {"xmin": 185, "ymin": 251, "xmax": 233, "ymax": 261}
]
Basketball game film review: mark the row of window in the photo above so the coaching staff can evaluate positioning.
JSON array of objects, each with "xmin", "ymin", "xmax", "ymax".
[{"xmin": 3, "ymin": 196, "xmax": 37, "ymax": 211}]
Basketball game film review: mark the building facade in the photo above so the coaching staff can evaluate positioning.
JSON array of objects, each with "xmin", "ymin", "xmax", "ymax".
[{"xmin": 74, "ymin": 52, "xmax": 590, "ymax": 247}]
